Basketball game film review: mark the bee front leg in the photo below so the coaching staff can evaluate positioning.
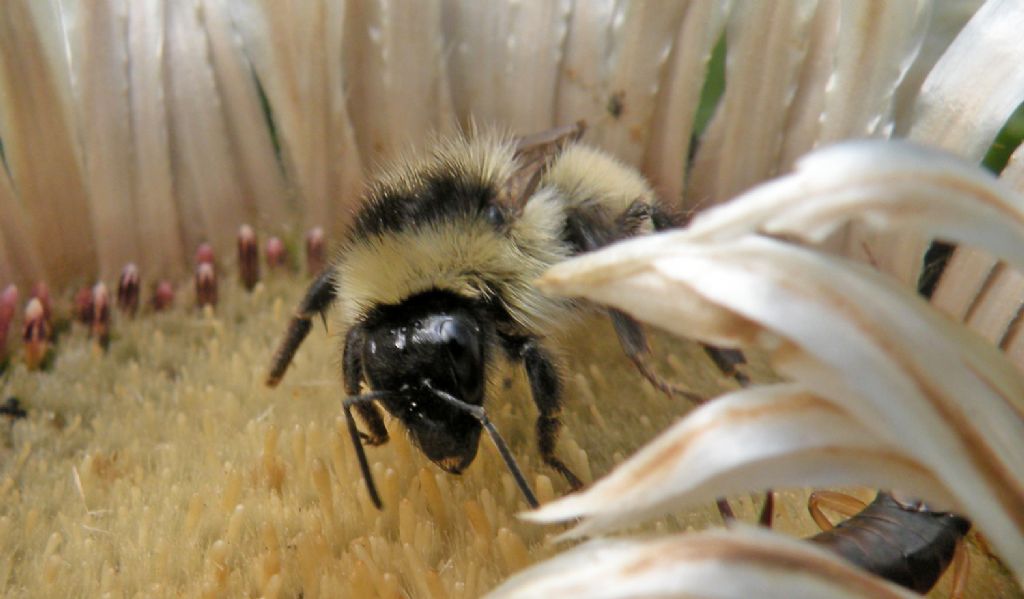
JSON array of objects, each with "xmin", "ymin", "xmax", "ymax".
[
  {"xmin": 512, "ymin": 337, "xmax": 583, "ymax": 491},
  {"xmin": 266, "ymin": 267, "xmax": 338, "ymax": 387},
  {"xmin": 343, "ymin": 326, "xmax": 388, "ymax": 446}
]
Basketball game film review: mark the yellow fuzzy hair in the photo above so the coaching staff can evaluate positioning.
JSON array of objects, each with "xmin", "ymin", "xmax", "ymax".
[
  {"xmin": 335, "ymin": 134, "xmax": 661, "ymax": 335},
  {"xmin": 543, "ymin": 144, "xmax": 658, "ymax": 218}
]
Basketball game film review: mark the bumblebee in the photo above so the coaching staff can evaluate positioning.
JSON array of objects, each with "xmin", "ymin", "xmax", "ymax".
[{"xmin": 266, "ymin": 122, "xmax": 699, "ymax": 509}]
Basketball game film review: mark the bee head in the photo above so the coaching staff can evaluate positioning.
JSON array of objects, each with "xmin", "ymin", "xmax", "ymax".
[{"xmin": 362, "ymin": 291, "xmax": 491, "ymax": 472}]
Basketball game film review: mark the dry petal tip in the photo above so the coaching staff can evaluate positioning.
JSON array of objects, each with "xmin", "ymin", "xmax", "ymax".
[
  {"xmin": 306, "ymin": 227, "xmax": 325, "ymax": 275},
  {"xmin": 117, "ymin": 263, "xmax": 140, "ymax": 316},
  {"xmin": 238, "ymin": 225, "xmax": 260, "ymax": 291},
  {"xmin": 22, "ymin": 297, "xmax": 51, "ymax": 370}
]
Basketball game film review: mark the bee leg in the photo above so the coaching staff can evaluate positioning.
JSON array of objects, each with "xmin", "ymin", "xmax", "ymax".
[
  {"xmin": 647, "ymin": 204, "xmax": 753, "ymax": 387},
  {"xmin": 703, "ymin": 345, "xmax": 751, "ymax": 386},
  {"xmin": 716, "ymin": 490, "xmax": 774, "ymax": 526},
  {"xmin": 513, "ymin": 337, "xmax": 583, "ymax": 491},
  {"xmin": 608, "ymin": 308, "xmax": 706, "ymax": 403},
  {"xmin": 343, "ymin": 326, "xmax": 388, "ymax": 446},
  {"xmin": 717, "ymin": 498, "xmax": 736, "ymax": 522},
  {"xmin": 342, "ymin": 390, "xmax": 392, "ymax": 510},
  {"xmin": 759, "ymin": 489, "xmax": 775, "ymax": 527},
  {"xmin": 266, "ymin": 267, "xmax": 337, "ymax": 387},
  {"xmin": 566, "ymin": 206, "xmax": 709, "ymax": 401},
  {"xmin": 807, "ymin": 490, "xmax": 868, "ymax": 532}
]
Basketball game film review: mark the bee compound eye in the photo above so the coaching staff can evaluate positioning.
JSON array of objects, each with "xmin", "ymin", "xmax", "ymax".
[{"xmin": 484, "ymin": 204, "xmax": 506, "ymax": 228}]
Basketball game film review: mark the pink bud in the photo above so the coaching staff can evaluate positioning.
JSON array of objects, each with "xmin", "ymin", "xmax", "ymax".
[
  {"xmin": 74, "ymin": 286, "xmax": 94, "ymax": 325},
  {"xmin": 306, "ymin": 227, "xmax": 326, "ymax": 275},
  {"xmin": 23, "ymin": 297, "xmax": 50, "ymax": 369},
  {"xmin": 117, "ymin": 263, "xmax": 140, "ymax": 316},
  {"xmin": 151, "ymin": 280, "xmax": 175, "ymax": 312},
  {"xmin": 266, "ymin": 237, "xmax": 287, "ymax": 269},
  {"xmin": 238, "ymin": 224, "xmax": 260, "ymax": 291},
  {"xmin": 195, "ymin": 242, "xmax": 215, "ymax": 266},
  {"xmin": 196, "ymin": 263, "xmax": 217, "ymax": 308}
]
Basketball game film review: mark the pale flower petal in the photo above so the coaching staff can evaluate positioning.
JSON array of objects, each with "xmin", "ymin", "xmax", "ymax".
[
  {"xmin": 488, "ymin": 526, "xmax": 918, "ymax": 599},
  {"xmin": 539, "ymin": 235, "xmax": 1024, "ymax": 582},
  {"xmin": 526, "ymin": 384, "xmax": 952, "ymax": 540}
]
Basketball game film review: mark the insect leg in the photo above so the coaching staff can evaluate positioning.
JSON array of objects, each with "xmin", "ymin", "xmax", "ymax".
[
  {"xmin": 716, "ymin": 491, "xmax": 774, "ymax": 526},
  {"xmin": 759, "ymin": 489, "xmax": 775, "ymax": 527},
  {"xmin": 342, "ymin": 390, "xmax": 393, "ymax": 510},
  {"xmin": 266, "ymin": 267, "xmax": 337, "ymax": 387},
  {"xmin": 516, "ymin": 338, "xmax": 584, "ymax": 491},
  {"xmin": 565, "ymin": 205, "xmax": 706, "ymax": 401},
  {"xmin": 342, "ymin": 327, "xmax": 388, "ymax": 446},
  {"xmin": 425, "ymin": 383, "xmax": 539, "ymax": 509},
  {"xmin": 646, "ymin": 205, "xmax": 753, "ymax": 387},
  {"xmin": 717, "ymin": 498, "xmax": 736, "ymax": 522},
  {"xmin": 608, "ymin": 309, "xmax": 706, "ymax": 402},
  {"xmin": 807, "ymin": 490, "xmax": 868, "ymax": 532}
]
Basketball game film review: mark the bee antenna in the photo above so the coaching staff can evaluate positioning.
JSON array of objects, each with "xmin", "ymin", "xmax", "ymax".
[
  {"xmin": 342, "ymin": 391, "xmax": 392, "ymax": 509},
  {"xmin": 425, "ymin": 382, "xmax": 539, "ymax": 509}
]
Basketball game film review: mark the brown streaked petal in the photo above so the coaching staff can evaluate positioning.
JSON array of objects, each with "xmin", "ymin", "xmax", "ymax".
[
  {"xmin": 487, "ymin": 526, "xmax": 917, "ymax": 599},
  {"xmin": 540, "ymin": 235, "xmax": 1024, "ymax": 582},
  {"xmin": 526, "ymin": 384, "xmax": 951, "ymax": 539},
  {"xmin": 690, "ymin": 140, "xmax": 1024, "ymax": 278}
]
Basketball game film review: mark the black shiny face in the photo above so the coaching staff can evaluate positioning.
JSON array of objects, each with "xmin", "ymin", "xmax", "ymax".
[{"xmin": 361, "ymin": 291, "xmax": 490, "ymax": 473}]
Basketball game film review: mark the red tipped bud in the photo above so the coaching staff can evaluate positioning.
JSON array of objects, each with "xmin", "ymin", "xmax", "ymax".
[
  {"xmin": 91, "ymin": 283, "xmax": 111, "ymax": 350},
  {"xmin": 0, "ymin": 285, "xmax": 17, "ymax": 359},
  {"xmin": 306, "ymin": 227, "xmax": 326, "ymax": 274},
  {"xmin": 151, "ymin": 280, "xmax": 175, "ymax": 312},
  {"xmin": 30, "ymin": 281, "xmax": 52, "ymax": 322},
  {"xmin": 195, "ymin": 242, "xmax": 215, "ymax": 266},
  {"xmin": 117, "ymin": 263, "xmax": 140, "ymax": 316},
  {"xmin": 238, "ymin": 224, "xmax": 260, "ymax": 291},
  {"xmin": 196, "ymin": 263, "xmax": 217, "ymax": 308},
  {"xmin": 74, "ymin": 286, "xmax": 94, "ymax": 324},
  {"xmin": 23, "ymin": 297, "xmax": 51, "ymax": 369},
  {"xmin": 266, "ymin": 237, "xmax": 286, "ymax": 269}
]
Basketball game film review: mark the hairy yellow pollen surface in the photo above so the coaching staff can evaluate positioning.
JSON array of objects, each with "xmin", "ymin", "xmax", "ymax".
[{"xmin": 0, "ymin": 275, "xmax": 1015, "ymax": 597}]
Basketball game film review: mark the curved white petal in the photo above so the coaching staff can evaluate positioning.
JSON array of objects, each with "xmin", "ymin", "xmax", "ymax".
[
  {"xmin": 526, "ymin": 384, "xmax": 952, "ymax": 540},
  {"xmin": 487, "ymin": 526, "xmax": 918, "ymax": 599},
  {"xmin": 688, "ymin": 140, "xmax": 1024, "ymax": 275},
  {"xmin": 539, "ymin": 235, "xmax": 1024, "ymax": 582}
]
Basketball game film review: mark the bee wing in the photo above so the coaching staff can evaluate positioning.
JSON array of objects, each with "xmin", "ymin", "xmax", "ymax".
[{"xmin": 498, "ymin": 121, "xmax": 587, "ymax": 214}]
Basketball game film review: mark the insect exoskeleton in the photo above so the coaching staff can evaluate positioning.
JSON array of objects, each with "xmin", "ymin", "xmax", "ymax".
[{"xmin": 266, "ymin": 122, "xmax": 701, "ymax": 509}]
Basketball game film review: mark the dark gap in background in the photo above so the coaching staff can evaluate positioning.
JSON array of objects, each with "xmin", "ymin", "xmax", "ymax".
[{"xmin": 917, "ymin": 101, "xmax": 1024, "ymax": 297}]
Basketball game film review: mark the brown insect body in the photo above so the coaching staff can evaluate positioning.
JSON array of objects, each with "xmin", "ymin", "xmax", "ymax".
[{"xmin": 808, "ymin": 491, "xmax": 970, "ymax": 595}]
